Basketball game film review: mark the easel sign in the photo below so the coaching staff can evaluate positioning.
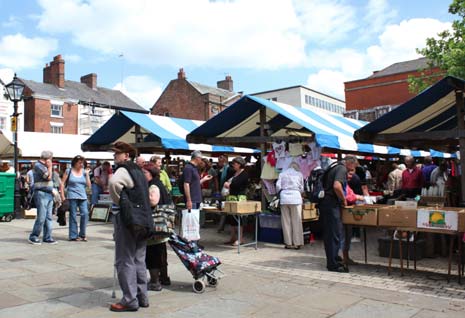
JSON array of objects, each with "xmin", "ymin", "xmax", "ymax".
[{"xmin": 90, "ymin": 204, "xmax": 111, "ymax": 222}]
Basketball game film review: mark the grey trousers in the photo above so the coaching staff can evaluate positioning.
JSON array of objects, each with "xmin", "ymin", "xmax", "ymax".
[
  {"xmin": 280, "ymin": 204, "xmax": 304, "ymax": 246},
  {"xmin": 113, "ymin": 213, "xmax": 148, "ymax": 308}
]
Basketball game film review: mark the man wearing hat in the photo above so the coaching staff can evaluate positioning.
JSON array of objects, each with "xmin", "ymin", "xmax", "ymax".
[{"xmin": 108, "ymin": 141, "xmax": 152, "ymax": 312}]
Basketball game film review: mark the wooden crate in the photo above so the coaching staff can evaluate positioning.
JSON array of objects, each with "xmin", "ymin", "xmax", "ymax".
[
  {"xmin": 342, "ymin": 204, "xmax": 382, "ymax": 226},
  {"xmin": 303, "ymin": 202, "xmax": 316, "ymax": 210},
  {"xmin": 224, "ymin": 201, "xmax": 262, "ymax": 213}
]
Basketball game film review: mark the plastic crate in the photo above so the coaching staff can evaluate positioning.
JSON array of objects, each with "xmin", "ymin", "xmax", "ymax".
[
  {"xmin": 258, "ymin": 227, "xmax": 283, "ymax": 244},
  {"xmin": 0, "ymin": 173, "xmax": 15, "ymax": 217},
  {"xmin": 258, "ymin": 213, "xmax": 282, "ymax": 229}
]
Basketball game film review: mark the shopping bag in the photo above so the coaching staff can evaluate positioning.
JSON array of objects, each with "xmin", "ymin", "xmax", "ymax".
[{"xmin": 181, "ymin": 209, "xmax": 200, "ymax": 241}]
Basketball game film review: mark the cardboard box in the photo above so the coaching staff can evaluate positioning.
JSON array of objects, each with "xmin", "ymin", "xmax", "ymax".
[
  {"xmin": 23, "ymin": 208, "xmax": 37, "ymax": 219},
  {"xmin": 224, "ymin": 201, "xmax": 261, "ymax": 213},
  {"xmin": 417, "ymin": 208, "xmax": 460, "ymax": 232},
  {"xmin": 418, "ymin": 196, "xmax": 446, "ymax": 207},
  {"xmin": 458, "ymin": 212, "xmax": 465, "ymax": 232},
  {"xmin": 302, "ymin": 208, "xmax": 318, "ymax": 220},
  {"xmin": 342, "ymin": 204, "xmax": 381, "ymax": 226},
  {"xmin": 378, "ymin": 206, "xmax": 417, "ymax": 228},
  {"xmin": 395, "ymin": 200, "xmax": 418, "ymax": 209},
  {"xmin": 303, "ymin": 202, "xmax": 316, "ymax": 210}
]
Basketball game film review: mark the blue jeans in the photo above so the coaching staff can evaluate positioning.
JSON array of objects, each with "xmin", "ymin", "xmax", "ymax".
[
  {"xmin": 30, "ymin": 190, "xmax": 54, "ymax": 241},
  {"xmin": 91, "ymin": 183, "xmax": 102, "ymax": 205},
  {"xmin": 69, "ymin": 199, "xmax": 89, "ymax": 239}
]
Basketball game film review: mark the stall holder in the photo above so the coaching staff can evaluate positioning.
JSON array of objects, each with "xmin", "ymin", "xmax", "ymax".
[
  {"xmin": 203, "ymin": 200, "xmax": 262, "ymax": 254},
  {"xmin": 342, "ymin": 204, "xmax": 465, "ymax": 283}
]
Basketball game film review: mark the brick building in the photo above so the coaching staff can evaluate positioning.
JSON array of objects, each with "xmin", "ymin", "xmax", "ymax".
[
  {"xmin": 344, "ymin": 57, "xmax": 443, "ymax": 120},
  {"xmin": 151, "ymin": 68, "xmax": 241, "ymax": 120},
  {"xmin": 21, "ymin": 55, "xmax": 147, "ymax": 135}
]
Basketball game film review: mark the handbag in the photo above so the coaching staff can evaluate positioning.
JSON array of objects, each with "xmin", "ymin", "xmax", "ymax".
[
  {"xmin": 181, "ymin": 208, "xmax": 200, "ymax": 241},
  {"xmin": 221, "ymin": 177, "xmax": 233, "ymax": 197},
  {"xmin": 152, "ymin": 204, "xmax": 176, "ymax": 237}
]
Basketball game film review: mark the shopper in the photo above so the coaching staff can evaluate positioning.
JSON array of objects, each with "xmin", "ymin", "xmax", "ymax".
[
  {"xmin": 276, "ymin": 162, "xmax": 304, "ymax": 249},
  {"xmin": 108, "ymin": 141, "xmax": 152, "ymax": 312},
  {"xmin": 223, "ymin": 156, "xmax": 249, "ymax": 246},
  {"xmin": 142, "ymin": 163, "xmax": 172, "ymax": 291},
  {"xmin": 28, "ymin": 150, "xmax": 57, "ymax": 245},
  {"xmin": 91, "ymin": 161, "xmax": 112, "ymax": 206},
  {"xmin": 183, "ymin": 150, "xmax": 211, "ymax": 211},
  {"xmin": 401, "ymin": 156, "xmax": 424, "ymax": 198},
  {"xmin": 150, "ymin": 156, "xmax": 172, "ymax": 193},
  {"xmin": 320, "ymin": 155, "xmax": 358, "ymax": 273},
  {"xmin": 62, "ymin": 155, "xmax": 91, "ymax": 241}
]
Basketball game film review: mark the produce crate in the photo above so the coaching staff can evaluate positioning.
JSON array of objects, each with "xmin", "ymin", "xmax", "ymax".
[
  {"xmin": 378, "ymin": 206, "xmax": 417, "ymax": 228},
  {"xmin": 302, "ymin": 208, "xmax": 318, "ymax": 220},
  {"xmin": 342, "ymin": 204, "xmax": 381, "ymax": 226},
  {"xmin": 224, "ymin": 201, "xmax": 261, "ymax": 213}
]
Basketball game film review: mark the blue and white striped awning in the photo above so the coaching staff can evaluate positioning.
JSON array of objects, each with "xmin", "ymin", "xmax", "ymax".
[
  {"xmin": 355, "ymin": 76, "xmax": 463, "ymax": 155},
  {"xmin": 81, "ymin": 111, "xmax": 256, "ymax": 154},
  {"xmin": 187, "ymin": 95, "xmax": 455, "ymax": 158}
]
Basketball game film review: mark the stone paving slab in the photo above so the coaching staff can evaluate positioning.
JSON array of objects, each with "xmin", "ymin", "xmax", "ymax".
[{"xmin": 0, "ymin": 218, "xmax": 464, "ymax": 318}]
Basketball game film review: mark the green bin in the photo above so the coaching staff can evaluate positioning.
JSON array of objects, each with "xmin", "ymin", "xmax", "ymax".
[{"xmin": 0, "ymin": 172, "xmax": 16, "ymax": 221}]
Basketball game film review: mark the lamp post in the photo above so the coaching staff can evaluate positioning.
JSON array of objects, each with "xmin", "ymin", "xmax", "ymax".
[{"xmin": 5, "ymin": 74, "xmax": 25, "ymax": 219}]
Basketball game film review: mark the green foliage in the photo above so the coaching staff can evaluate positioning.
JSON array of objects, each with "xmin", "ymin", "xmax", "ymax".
[{"xmin": 408, "ymin": 0, "xmax": 465, "ymax": 93}]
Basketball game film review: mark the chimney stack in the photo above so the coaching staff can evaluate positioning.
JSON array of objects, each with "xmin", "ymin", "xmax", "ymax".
[
  {"xmin": 217, "ymin": 75, "xmax": 233, "ymax": 92},
  {"xmin": 43, "ymin": 55, "xmax": 65, "ymax": 88},
  {"xmin": 177, "ymin": 68, "xmax": 186, "ymax": 80},
  {"xmin": 81, "ymin": 73, "xmax": 97, "ymax": 89}
]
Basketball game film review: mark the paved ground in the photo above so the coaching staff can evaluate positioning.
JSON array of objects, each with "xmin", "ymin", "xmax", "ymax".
[{"xmin": 0, "ymin": 216, "xmax": 464, "ymax": 318}]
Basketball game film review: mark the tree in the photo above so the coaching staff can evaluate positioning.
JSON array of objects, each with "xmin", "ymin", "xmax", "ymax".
[{"xmin": 408, "ymin": 0, "xmax": 465, "ymax": 93}]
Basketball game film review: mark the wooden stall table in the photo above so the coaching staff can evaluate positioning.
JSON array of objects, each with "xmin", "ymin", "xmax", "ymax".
[{"xmin": 202, "ymin": 200, "xmax": 262, "ymax": 254}]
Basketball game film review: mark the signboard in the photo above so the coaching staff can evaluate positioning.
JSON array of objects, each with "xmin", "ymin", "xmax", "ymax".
[{"xmin": 417, "ymin": 208, "xmax": 458, "ymax": 231}]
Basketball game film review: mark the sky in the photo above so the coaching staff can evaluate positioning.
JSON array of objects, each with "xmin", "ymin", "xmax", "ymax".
[{"xmin": 0, "ymin": 0, "xmax": 455, "ymax": 110}]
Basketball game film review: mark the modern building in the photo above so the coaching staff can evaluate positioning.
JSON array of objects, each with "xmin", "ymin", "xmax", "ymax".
[
  {"xmin": 344, "ymin": 57, "xmax": 443, "ymax": 117},
  {"xmin": 151, "ymin": 68, "xmax": 242, "ymax": 120},
  {"xmin": 252, "ymin": 85, "xmax": 346, "ymax": 114},
  {"xmin": 20, "ymin": 55, "xmax": 147, "ymax": 135}
]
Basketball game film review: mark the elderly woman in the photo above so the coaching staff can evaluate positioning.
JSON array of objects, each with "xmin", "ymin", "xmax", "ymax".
[
  {"xmin": 223, "ymin": 156, "xmax": 249, "ymax": 246},
  {"xmin": 276, "ymin": 162, "xmax": 304, "ymax": 249},
  {"xmin": 62, "ymin": 155, "xmax": 91, "ymax": 241},
  {"xmin": 142, "ymin": 163, "xmax": 173, "ymax": 291}
]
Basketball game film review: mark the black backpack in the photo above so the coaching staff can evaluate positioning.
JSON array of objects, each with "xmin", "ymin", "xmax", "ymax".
[{"xmin": 305, "ymin": 162, "xmax": 342, "ymax": 204}]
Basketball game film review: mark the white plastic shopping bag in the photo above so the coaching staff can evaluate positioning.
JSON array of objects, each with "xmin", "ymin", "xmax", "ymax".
[{"xmin": 181, "ymin": 209, "xmax": 200, "ymax": 241}]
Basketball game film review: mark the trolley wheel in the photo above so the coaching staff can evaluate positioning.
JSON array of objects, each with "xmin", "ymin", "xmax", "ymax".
[
  {"xmin": 193, "ymin": 280, "xmax": 206, "ymax": 293},
  {"xmin": 207, "ymin": 276, "xmax": 218, "ymax": 286},
  {"xmin": 4, "ymin": 214, "xmax": 13, "ymax": 222}
]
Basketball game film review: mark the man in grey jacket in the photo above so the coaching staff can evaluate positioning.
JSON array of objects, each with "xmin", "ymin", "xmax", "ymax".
[{"xmin": 108, "ymin": 141, "xmax": 150, "ymax": 312}]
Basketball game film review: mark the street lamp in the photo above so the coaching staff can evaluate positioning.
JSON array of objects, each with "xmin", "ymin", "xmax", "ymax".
[{"xmin": 4, "ymin": 74, "xmax": 25, "ymax": 219}]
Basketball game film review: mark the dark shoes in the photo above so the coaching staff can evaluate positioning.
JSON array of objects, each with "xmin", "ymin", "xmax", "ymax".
[
  {"xmin": 137, "ymin": 296, "xmax": 149, "ymax": 308},
  {"xmin": 328, "ymin": 265, "xmax": 349, "ymax": 273},
  {"xmin": 160, "ymin": 276, "xmax": 171, "ymax": 286},
  {"xmin": 109, "ymin": 303, "xmax": 139, "ymax": 312}
]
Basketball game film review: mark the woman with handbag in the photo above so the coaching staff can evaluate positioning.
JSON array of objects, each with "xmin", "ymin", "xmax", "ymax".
[
  {"xmin": 142, "ymin": 163, "xmax": 173, "ymax": 291},
  {"xmin": 276, "ymin": 162, "xmax": 304, "ymax": 249},
  {"xmin": 223, "ymin": 157, "xmax": 249, "ymax": 246},
  {"xmin": 61, "ymin": 155, "xmax": 91, "ymax": 241}
]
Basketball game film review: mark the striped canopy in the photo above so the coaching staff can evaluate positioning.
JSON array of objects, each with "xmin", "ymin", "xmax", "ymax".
[
  {"xmin": 187, "ymin": 95, "xmax": 455, "ymax": 158},
  {"xmin": 354, "ymin": 76, "xmax": 464, "ymax": 153},
  {"xmin": 81, "ymin": 111, "xmax": 256, "ymax": 154}
]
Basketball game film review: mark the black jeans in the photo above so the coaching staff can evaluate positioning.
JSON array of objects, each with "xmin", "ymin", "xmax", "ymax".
[{"xmin": 320, "ymin": 198, "xmax": 342, "ymax": 270}]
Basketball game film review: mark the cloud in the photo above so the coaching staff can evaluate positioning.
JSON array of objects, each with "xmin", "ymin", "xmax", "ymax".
[
  {"xmin": 36, "ymin": 0, "xmax": 308, "ymax": 69},
  {"xmin": 64, "ymin": 54, "xmax": 81, "ymax": 63},
  {"xmin": 362, "ymin": 0, "xmax": 397, "ymax": 37},
  {"xmin": 306, "ymin": 18, "xmax": 452, "ymax": 99},
  {"xmin": 2, "ymin": 16, "xmax": 21, "ymax": 28},
  {"xmin": 0, "ymin": 33, "xmax": 58, "ymax": 70},
  {"xmin": 294, "ymin": 0, "xmax": 357, "ymax": 45},
  {"xmin": 113, "ymin": 75, "xmax": 163, "ymax": 110},
  {"xmin": 0, "ymin": 68, "xmax": 15, "ymax": 86}
]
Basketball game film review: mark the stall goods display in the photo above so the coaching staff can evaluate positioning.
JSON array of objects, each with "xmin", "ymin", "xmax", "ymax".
[
  {"xmin": 416, "ymin": 208, "xmax": 465, "ymax": 232},
  {"xmin": 223, "ymin": 201, "xmax": 262, "ymax": 213},
  {"xmin": 342, "ymin": 204, "xmax": 382, "ymax": 226}
]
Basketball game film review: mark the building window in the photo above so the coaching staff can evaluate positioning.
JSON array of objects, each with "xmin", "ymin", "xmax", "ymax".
[
  {"xmin": 164, "ymin": 112, "xmax": 171, "ymax": 117},
  {"xmin": 51, "ymin": 124, "xmax": 63, "ymax": 134},
  {"xmin": 51, "ymin": 104, "xmax": 63, "ymax": 117},
  {"xmin": 0, "ymin": 117, "xmax": 6, "ymax": 130}
]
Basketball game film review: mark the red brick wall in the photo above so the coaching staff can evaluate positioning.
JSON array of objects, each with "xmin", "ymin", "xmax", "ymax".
[
  {"xmin": 24, "ymin": 98, "xmax": 78, "ymax": 133},
  {"xmin": 151, "ymin": 79, "xmax": 209, "ymax": 120},
  {"xmin": 344, "ymin": 68, "xmax": 443, "ymax": 111}
]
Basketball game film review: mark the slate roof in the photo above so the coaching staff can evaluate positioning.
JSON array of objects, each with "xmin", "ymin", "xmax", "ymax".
[
  {"xmin": 188, "ymin": 80, "xmax": 235, "ymax": 99},
  {"xmin": 21, "ymin": 79, "xmax": 148, "ymax": 113},
  {"xmin": 368, "ymin": 57, "xmax": 433, "ymax": 79}
]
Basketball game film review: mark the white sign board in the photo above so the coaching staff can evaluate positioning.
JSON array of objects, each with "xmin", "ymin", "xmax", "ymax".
[
  {"xmin": 417, "ymin": 209, "xmax": 458, "ymax": 231},
  {"xmin": 395, "ymin": 201, "xmax": 418, "ymax": 209}
]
